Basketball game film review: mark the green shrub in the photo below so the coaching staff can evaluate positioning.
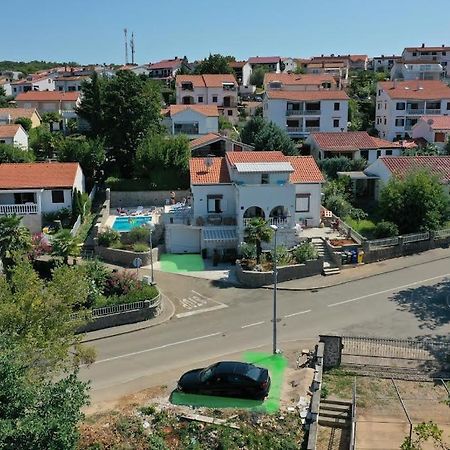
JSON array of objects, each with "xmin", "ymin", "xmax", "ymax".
[
  {"xmin": 104, "ymin": 270, "xmax": 139, "ymax": 297},
  {"xmin": 110, "ymin": 240, "xmax": 125, "ymax": 249},
  {"xmin": 42, "ymin": 207, "xmax": 73, "ymax": 227},
  {"xmin": 122, "ymin": 284, "xmax": 159, "ymax": 303},
  {"xmin": 349, "ymin": 207, "xmax": 368, "ymax": 221},
  {"xmin": 293, "ymin": 242, "xmax": 318, "ymax": 264},
  {"xmin": 83, "ymin": 259, "xmax": 109, "ymax": 308},
  {"xmin": 128, "ymin": 225, "xmax": 150, "ymax": 244},
  {"xmin": 374, "ymin": 221, "xmax": 399, "ymax": 239},
  {"xmin": 97, "ymin": 228, "xmax": 120, "ymax": 247},
  {"xmin": 132, "ymin": 243, "xmax": 149, "ymax": 252},
  {"xmin": 238, "ymin": 242, "xmax": 256, "ymax": 260},
  {"xmin": 323, "ymin": 194, "xmax": 351, "ymax": 218},
  {"xmin": 270, "ymin": 245, "xmax": 292, "ymax": 266}
]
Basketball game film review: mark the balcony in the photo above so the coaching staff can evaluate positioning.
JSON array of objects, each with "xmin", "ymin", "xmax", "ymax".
[
  {"xmin": 303, "ymin": 109, "xmax": 321, "ymax": 115},
  {"xmin": 286, "ymin": 110, "xmax": 303, "ymax": 116},
  {"xmin": 0, "ymin": 203, "xmax": 38, "ymax": 215},
  {"xmin": 425, "ymin": 109, "xmax": 441, "ymax": 114},
  {"xmin": 406, "ymin": 108, "xmax": 425, "ymax": 115},
  {"xmin": 243, "ymin": 217, "xmax": 290, "ymax": 227},
  {"xmin": 286, "ymin": 109, "xmax": 321, "ymax": 116},
  {"xmin": 286, "ymin": 126, "xmax": 320, "ymax": 134}
]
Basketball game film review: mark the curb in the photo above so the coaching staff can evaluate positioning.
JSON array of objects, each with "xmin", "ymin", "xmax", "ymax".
[{"xmin": 81, "ymin": 293, "xmax": 176, "ymax": 343}]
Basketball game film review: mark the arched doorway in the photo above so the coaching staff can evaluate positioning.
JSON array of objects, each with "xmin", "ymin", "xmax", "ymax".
[
  {"xmin": 269, "ymin": 205, "xmax": 288, "ymax": 225},
  {"xmin": 243, "ymin": 206, "xmax": 265, "ymax": 226}
]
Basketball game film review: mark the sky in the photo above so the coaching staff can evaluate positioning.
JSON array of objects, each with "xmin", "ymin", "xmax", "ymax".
[{"xmin": 1, "ymin": 0, "xmax": 450, "ymax": 65}]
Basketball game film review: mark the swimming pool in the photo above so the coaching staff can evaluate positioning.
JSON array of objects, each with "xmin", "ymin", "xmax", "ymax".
[{"xmin": 112, "ymin": 216, "xmax": 152, "ymax": 232}]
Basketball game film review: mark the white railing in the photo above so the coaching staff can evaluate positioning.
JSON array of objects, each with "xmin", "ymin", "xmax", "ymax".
[
  {"xmin": 434, "ymin": 228, "xmax": 450, "ymax": 239},
  {"xmin": 287, "ymin": 127, "xmax": 302, "ymax": 133},
  {"xmin": 425, "ymin": 109, "xmax": 441, "ymax": 114},
  {"xmin": 303, "ymin": 109, "xmax": 321, "ymax": 115},
  {"xmin": 0, "ymin": 203, "xmax": 38, "ymax": 215},
  {"xmin": 305, "ymin": 126, "xmax": 321, "ymax": 132},
  {"xmin": 406, "ymin": 108, "xmax": 424, "ymax": 115},
  {"xmin": 286, "ymin": 110, "xmax": 303, "ymax": 116},
  {"xmin": 368, "ymin": 236, "xmax": 399, "ymax": 249},
  {"xmin": 402, "ymin": 231, "xmax": 430, "ymax": 244},
  {"xmin": 243, "ymin": 217, "xmax": 289, "ymax": 227}
]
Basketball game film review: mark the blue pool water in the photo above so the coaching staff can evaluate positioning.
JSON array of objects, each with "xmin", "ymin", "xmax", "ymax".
[{"xmin": 112, "ymin": 216, "xmax": 152, "ymax": 232}]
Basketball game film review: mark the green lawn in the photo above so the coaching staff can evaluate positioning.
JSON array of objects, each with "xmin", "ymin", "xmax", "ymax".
[
  {"xmin": 159, "ymin": 254, "xmax": 205, "ymax": 273},
  {"xmin": 345, "ymin": 216, "xmax": 377, "ymax": 239},
  {"xmin": 170, "ymin": 352, "xmax": 288, "ymax": 414}
]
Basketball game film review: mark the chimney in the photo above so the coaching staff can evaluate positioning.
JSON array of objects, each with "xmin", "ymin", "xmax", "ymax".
[
  {"xmin": 421, "ymin": 43, "xmax": 425, "ymax": 48},
  {"xmin": 443, "ymin": 44, "xmax": 445, "ymax": 48}
]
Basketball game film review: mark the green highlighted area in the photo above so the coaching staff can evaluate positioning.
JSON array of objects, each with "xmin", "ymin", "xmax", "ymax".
[
  {"xmin": 159, "ymin": 254, "xmax": 205, "ymax": 273},
  {"xmin": 170, "ymin": 352, "xmax": 288, "ymax": 413}
]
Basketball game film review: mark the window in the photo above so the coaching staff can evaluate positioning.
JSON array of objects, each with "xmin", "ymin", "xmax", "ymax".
[
  {"xmin": 68, "ymin": 86, "xmax": 76, "ymax": 92},
  {"xmin": 207, "ymin": 194, "xmax": 223, "ymax": 213},
  {"xmin": 378, "ymin": 89, "xmax": 381, "ymax": 96},
  {"xmin": 261, "ymin": 173, "xmax": 269, "ymax": 184},
  {"xmin": 296, "ymin": 194, "xmax": 310, "ymax": 212},
  {"xmin": 14, "ymin": 192, "xmax": 35, "ymax": 204},
  {"xmin": 396, "ymin": 102, "xmax": 406, "ymax": 110},
  {"xmin": 384, "ymin": 117, "xmax": 387, "ymax": 125},
  {"xmin": 447, "ymin": 102, "xmax": 450, "ymax": 110},
  {"xmin": 386, "ymin": 150, "xmax": 393, "ymax": 156},
  {"xmin": 212, "ymin": 96, "xmax": 218, "ymax": 103},
  {"xmin": 435, "ymin": 132, "xmax": 446, "ymax": 143},
  {"xmin": 198, "ymin": 96, "xmax": 203, "ymax": 103},
  {"xmin": 13, "ymin": 87, "xmax": 16, "ymax": 92},
  {"xmin": 360, "ymin": 150, "xmax": 369, "ymax": 160},
  {"xmin": 334, "ymin": 102, "xmax": 340, "ymax": 111},
  {"xmin": 412, "ymin": 52, "xmax": 417, "ymax": 56},
  {"xmin": 376, "ymin": 150, "xmax": 381, "ymax": 158},
  {"xmin": 58, "ymin": 86, "xmax": 63, "ymax": 91},
  {"xmin": 227, "ymin": 110, "xmax": 233, "ymax": 116},
  {"xmin": 395, "ymin": 118, "xmax": 405, "ymax": 127},
  {"xmin": 333, "ymin": 119, "xmax": 339, "ymax": 128},
  {"xmin": 52, "ymin": 190, "xmax": 64, "ymax": 204},
  {"xmin": 0, "ymin": 140, "xmax": 5, "ymax": 144}
]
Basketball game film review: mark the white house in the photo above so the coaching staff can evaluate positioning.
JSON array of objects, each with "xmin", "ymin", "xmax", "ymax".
[
  {"xmin": 390, "ymin": 60, "xmax": 444, "ymax": 81},
  {"xmin": 371, "ymin": 55, "xmax": 402, "ymax": 72},
  {"xmin": 164, "ymin": 152, "xmax": 324, "ymax": 255},
  {"xmin": 54, "ymin": 75, "xmax": 89, "ymax": 92},
  {"xmin": 307, "ymin": 131, "xmax": 403, "ymax": 163},
  {"xmin": 245, "ymin": 57, "xmax": 281, "ymax": 86},
  {"xmin": 149, "ymin": 57, "xmax": 188, "ymax": 80},
  {"xmin": 176, "ymin": 74, "xmax": 238, "ymax": 123},
  {"xmin": 263, "ymin": 89, "xmax": 349, "ymax": 138},
  {"xmin": 0, "ymin": 124, "xmax": 28, "ymax": 149},
  {"xmin": 401, "ymin": 44, "xmax": 450, "ymax": 78},
  {"xmin": 189, "ymin": 133, "xmax": 254, "ymax": 157},
  {"xmin": 0, "ymin": 162, "xmax": 85, "ymax": 233},
  {"xmin": 375, "ymin": 80, "xmax": 450, "ymax": 141},
  {"xmin": 412, "ymin": 116, "xmax": 450, "ymax": 149},
  {"xmin": 10, "ymin": 75, "xmax": 55, "ymax": 97},
  {"xmin": 264, "ymin": 72, "xmax": 340, "ymax": 92},
  {"xmin": 162, "ymin": 105, "xmax": 219, "ymax": 137},
  {"xmin": 281, "ymin": 57, "xmax": 297, "ymax": 73}
]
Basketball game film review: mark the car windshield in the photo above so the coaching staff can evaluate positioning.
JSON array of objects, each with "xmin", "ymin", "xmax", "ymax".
[
  {"xmin": 244, "ymin": 366, "xmax": 262, "ymax": 381},
  {"xmin": 199, "ymin": 365, "xmax": 216, "ymax": 382}
]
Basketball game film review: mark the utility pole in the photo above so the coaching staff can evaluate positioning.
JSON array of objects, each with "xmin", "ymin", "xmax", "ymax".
[
  {"xmin": 124, "ymin": 28, "xmax": 129, "ymax": 65},
  {"xmin": 130, "ymin": 32, "xmax": 135, "ymax": 65}
]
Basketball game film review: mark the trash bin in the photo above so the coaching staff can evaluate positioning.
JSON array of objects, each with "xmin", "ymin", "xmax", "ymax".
[
  {"xmin": 351, "ymin": 250, "xmax": 357, "ymax": 264},
  {"xmin": 358, "ymin": 250, "xmax": 364, "ymax": 264}
]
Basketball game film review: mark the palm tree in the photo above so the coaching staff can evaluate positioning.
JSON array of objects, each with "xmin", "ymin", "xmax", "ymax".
[
  {"xmin": 0, "ymin": 215, "xmax": 32, "ymax": 265},
  {"xmin": 51, "ymin": 229, "xmax": 80, "ymax": 265},
  {"xmin": 244, "ymin": 217, "xmax": 273, "ymax": 264}
]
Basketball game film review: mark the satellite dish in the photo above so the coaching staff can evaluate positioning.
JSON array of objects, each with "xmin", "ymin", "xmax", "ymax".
[
  {"xmin": 204, "ymin": 157, "xmax": 213, "ymax": 171},
  {"xmin": 427, "ymin": 118, "xmax": 434, "ymax": 125}
]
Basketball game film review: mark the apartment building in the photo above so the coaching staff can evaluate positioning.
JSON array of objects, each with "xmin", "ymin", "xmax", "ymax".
[
  {"xmin": 371, "ymin": 55, "xmax": 402, "ymax": 72},
  {"xmin": 10, "ymin": 75, "xmax": 55, "ymax": 97},
  {"xmin": 244, "ymin": 56, "xmax": 281, "ymax": 86},
  {"xmin": 390, "ymin": 60, "xmax": 444, "ymax": 81},
  {"xmin": 54, "ymin": 75, "xmax": 89, "ymax": 92},
  {"xmin": 264, "ymin": 73, "xmax": 340, "ymax": 92},
  {"xmin": 161, "ymin": 105, "xmax": 219, "ymax": 137},
  {"xmin": 149, "ymin": 57, "xmax": 189, "ymax": 80},
  {"xmin": 375, "ymin": 80, "xmax": 450, "ymax": 140},
  {"xmin": 402, "ymin": 44, "xmax": 450, "ymax": 77}
]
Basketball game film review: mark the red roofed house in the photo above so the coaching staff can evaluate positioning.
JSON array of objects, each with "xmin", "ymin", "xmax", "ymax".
[
  {"xmin": 0, "ymin": 162, "xmax": 85, "ymax": 233},
  {"xmin": 412, "ymin": 116, "xmax": 450, "ymax": 149},
  {"xmin": 149, "ymin": 57, "xmax": 189, "ymax": 81},
  {"xmin": 0, "ymin": 124, "xmax": 29, "ymax": 149},
  {"xmin": 375, "ymin": 80, "xmax": 450, "ymax": 141},
  {"xmin": 0, "ymin": 107, "xmax": 42, "ymax": 128},
  {"xmin": 161, "ymin": 105, "xmax": 219, "ymax": 137},
  {"xmin": 176, "ymin": 74, "xmax": 239, "ymax": 123},
  {"xmin": 402, "ymin": 44, "xmax": 450, "ymax": 78},
  {"xmin": 164, "ymin": 151, "xmax": 324, "ymax": 254},
  {"xmin": 245, "ymin": 56, "xmax": 281, "ymax": 86},
  {"xmin": 264, "ymin": 88, "xmax": 349, "ymax": 138},
  {"xmin": 307, "ymin": 131, "xmax": 403, "ymax": 163},
  {"xmin": 264, "ymin": 72, "xmax": 340, "ymax": 92},
  {"xmin": 189, "ymin": 133, "xmax": 254, "ymax": 157},
  {"xmin": 10, "ymin": 74, "xmax": 55, "ymax": 98}
]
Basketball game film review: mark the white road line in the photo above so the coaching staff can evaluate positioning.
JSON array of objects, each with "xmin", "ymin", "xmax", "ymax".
[
  {"xmin": 284, "ymin": 309, "xmax": 312, "ymax": 318},
  {"xmin": 93, "ymin": 332, "xmax": 222, "ymax": 364},
  {"xmin": 328, "ymin": 273, "xmax": 450, "ymax": 308},
  {"xmin": 176, "ymin": 304, "xmax": 228, "ymax": 318},
  {"xmin": 192, "ymin": 290, "xmax": 227, "ymax": 307},
  {"xmin": 241, "ymin": 321, "xmax": 265, "ymax": 329}
]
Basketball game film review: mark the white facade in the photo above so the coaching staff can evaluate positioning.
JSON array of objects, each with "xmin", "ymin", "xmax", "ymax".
[
  {"xmin": 390, "ymin": 61, "xmax": 443, "ymax": 81},
  {"xmin": 282, "ymin": 58, "xmax": 297, "ymax": 73},
  {"xmin": 402, "ymin": 45, "xmax": 450, "ymax": 77},
  {"xmin": 11, "ymin": 77, "xmax": 55, "ymax": 97},
  {"xmin": 371, "ymin": 56, "xmax": 401, "ymax": 72},
  {"xmin": 242, "ymin": 62, "xmax": 252, "ymax": 87},
  {"xmin": 412, "ymin": 118, "xmax": 450, "ymax": 149},
  {"xmin": 0, "ymin": 125, "xmax": 28, "ymax": 149},
  {"xmin": 54, "ymin": 77, "xmax": 87, "ymax": 92},
  {"xmin": 163, "ymin": 108, "xmax": 219, "ymax": 137},
  {"xmin": 375, "ymin": 81, "xmax": 450, "ymax": 140}
]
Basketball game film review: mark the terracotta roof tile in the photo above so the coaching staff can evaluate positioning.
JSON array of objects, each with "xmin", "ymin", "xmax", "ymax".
[
  {"xmin": 418, "ymin": 116, "xmax": 450, "ymax": 130},
  {"xmin": 0, "ymin": 124, "xmax": 23, "ymax": 138},
  {"xmin": 176, "ymin": 74, "xmax": 237, "ymax": 88},
  {"xmin": 264, "ymin": 72, "xmax": 337, "ymax": 87},
  {"xmin": 248, "ymin": 57, "xmax": 280, "ymax": 64},
  {"xmin": 0, "ymin": 108, "xmax": 39, "ymax": 121},
  {"xmin": 15, "ymin": 91, "xmax": 81, "ymax": 102},
  {"xmin": 189, "ymin": 133, "xmax": 222, "ymax": 149},
  {"xmin": 229, "ymin": 61, "xmax": 247, "ymax": 69},
  {"xmin": 405, "ymin": 46, "xmax": 450, "ymax": 52},
  {"xmin": 189, "ymin": 157, "xmax": 230, "ymax": 184},
  {"xmin": 0, "ymin": 162, "xmax": 79, "ymax": 189},
  {"xmin": 310, "ymin": 132, "xmax": 402, "ymax": 151},
  {"xmin": 226, "ymin": 151, "xmax": 288, "ymax": 165},
  {"xmin": 267, "ymin": 90, "xmax": 349, "ymax": 101},
  {"xmin": 150, "ymin": 58, "xmax": 184, "ymax": 70},
  {"xmin": 379, "ymin": 156, "xmax": 450, "ymax": 183},
  {"xmin": 378, "ymin": 80, "xmax": 450, "ymax": 100},
  {"xmin": 168, "ymin": 105, "xmax": 219, "ymax": 117},
  {"xmin": 287, "ymin": 156, "xmax": 325, "ymax": 183}
]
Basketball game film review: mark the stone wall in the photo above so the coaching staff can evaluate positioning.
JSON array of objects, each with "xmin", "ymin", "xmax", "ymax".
[
  {"xmin": 235, "ymin": 257, "xmax": 323, "ymax": 288},
  {"xmin": 319, "ymin": 335, "xmax": 343, "ymax": 369},
  {"xmin": 77, "ymin": 297, "xmax": 161, "ymax": 333},
  {"xmin": 111, "ymin": 190, "xmax": 190, "ymax": 208},
  {"xmin": 95, "ymin": 245, "xmax": 163, "ymax": 267}
]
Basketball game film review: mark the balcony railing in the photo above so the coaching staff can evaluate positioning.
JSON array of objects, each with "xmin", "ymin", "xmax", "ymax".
[
  {"xmin": 425, "ymin": 109, "xmax": 441, "ymax": 114},
  {"xmin": 286, "ymin": 109, "xmax": 321, "ymax": 116},
  {"xmin": 286, "ymin": 127, "xmax": 320, "ymax": 133},
  {"xmin": 0, "ymin": 203, "xmax": 38, "ymax": 215},
  {"xmin": 303, "ymin": 109, "xmax": 321, "ymax": 115},
  {"xmin": 406, "ymin": 108, "xmax": 425, "ymax": 115},
  {"xmin": 243, "ymin": 217, "xmax": 289, "ymax": 227},
  {"xmin": 287, "ymin": 127, "xmax": 302, "ymax": 133}
]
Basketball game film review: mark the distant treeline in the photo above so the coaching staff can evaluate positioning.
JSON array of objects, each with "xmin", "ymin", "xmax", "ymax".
[{"xmin": 0, "ymin": 60, "xmax": 78, "ymax": 76}]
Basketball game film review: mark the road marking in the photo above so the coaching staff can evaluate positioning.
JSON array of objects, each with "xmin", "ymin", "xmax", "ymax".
[
  {"xmin": 284, "ymin": 309, "xmax": 312, "ymax": 318},
  {"xmin": 241, "ymin": 321, "xmax": 265, "ymax": 329},
  {"xmin": 93, "ymin": 332, "xmax": 222, "ymax": 364},
  {"xmin": 176, "ymin": 304, "xmax": 228, "ymax": 318},
  {"xmin": 328, "ymin": 273, "xmax": 450, "ymax": 308}
]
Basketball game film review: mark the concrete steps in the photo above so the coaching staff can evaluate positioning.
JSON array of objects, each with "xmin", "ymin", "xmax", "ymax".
[
  {"xmin": 319, "ymin": 399, "xmax": 352, "ymax": 428},
  {"xmin": 311, "ymin": 238, "xmax": 341, "ymax": 276}
]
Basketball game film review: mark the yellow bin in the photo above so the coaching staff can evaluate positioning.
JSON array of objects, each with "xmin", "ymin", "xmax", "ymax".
[{"xmin": 357, "ymin": 250, "xmax": 364, "ymax": 263}]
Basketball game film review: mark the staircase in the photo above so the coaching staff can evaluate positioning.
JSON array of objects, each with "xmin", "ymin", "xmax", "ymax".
[
  {"xmin": 311, "ymin": 238, "xmax": 340, "ymax": 276},
  {"xmin": 319, "ymin": 399, "xmax": 352, "ymax": 428}
]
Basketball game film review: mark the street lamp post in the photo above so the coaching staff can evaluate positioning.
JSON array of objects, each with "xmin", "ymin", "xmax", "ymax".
[
  {"xmin": 270, "ymin": 224, "xmax": 278, "ymax": 354},
  {"xmin": 148, "ymin": 222, "xmax": 155, "ymax": 284}
]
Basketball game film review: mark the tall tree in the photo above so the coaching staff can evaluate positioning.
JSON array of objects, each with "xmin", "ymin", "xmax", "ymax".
[
  {"xmin": 244, "ymin": 218, "xmax": 274, "ymax": 264},
  {"xmin": 0, "ymin": 215, "xmax": 32, "ymax": 268},
  {"xmin": 14, "ymin": 117, "xmax": 33, "ymax": 132},
  {"xmin": 194, "ymin": 54, "xmax": 235, "ymax": 74},
  {"xmin": 249, "ymin": 66, "xmax": 268, "ymax": 88},
  {"xmin": 51, "ymin": 229, "xmax": 80, "ymax": 265}
]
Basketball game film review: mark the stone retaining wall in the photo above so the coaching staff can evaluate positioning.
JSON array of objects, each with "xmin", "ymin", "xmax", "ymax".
[
  {"xmin": 111, "ymin": 190, "xmax": 190, "ymax": 208},
  {"xmin": 235, "ymin": 257, "xmax": 323, "ymax": 288},
  {"xmin": 95, "ymin": 245, "xmax": 164, "ymax": 267}
]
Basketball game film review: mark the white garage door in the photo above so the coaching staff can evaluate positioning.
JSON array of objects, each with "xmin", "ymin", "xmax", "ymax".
[{"xmin": 169, "ymin": 228, "xmax": 201, "ymax": 253}]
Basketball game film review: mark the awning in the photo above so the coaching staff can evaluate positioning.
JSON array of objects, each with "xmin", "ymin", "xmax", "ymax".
[
  {"xmin": 203, "ymin": 228, "xmax": 237, "ymax": 242},
  {"xmin": 337, "ymin": 171, "xmax": 380, "ymax": 180}
]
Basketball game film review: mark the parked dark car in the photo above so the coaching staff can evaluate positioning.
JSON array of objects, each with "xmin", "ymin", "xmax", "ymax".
[{"xmin": 177, "ymin": 361, "xmax": 271, "ymax": 400}]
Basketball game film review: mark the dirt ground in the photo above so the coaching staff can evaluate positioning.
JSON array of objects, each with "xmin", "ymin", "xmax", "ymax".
[{"xmin": 316, "ymin": 426, "xmax": 351, "ymax": 450}]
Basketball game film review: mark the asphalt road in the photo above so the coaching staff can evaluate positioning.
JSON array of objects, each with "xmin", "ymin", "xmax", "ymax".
[{"xmin": 80, "ymin": 256, "xmax": 450, "ymax": 404}]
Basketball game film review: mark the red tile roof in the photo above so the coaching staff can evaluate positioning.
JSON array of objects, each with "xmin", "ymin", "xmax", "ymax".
[
  {"xmin": 189, "ymin": 133, "xmax": 222, "ymax": 149},
  {"xmin": 150, "ymin": 58, "xmax": 184, "ymax": 70},
  {"xmin": 287, "ymin": 156, "xmax": 325, "ymax": 183},
  {"xmin": 15, "ymin": 91, "xmax": 81, "ymax": 102},
  {"xmin": 378, "ymin": 80, "xmax": 450, "ymax": 100},
  {"xmin": 189, "ymin": 157, "xmax": 230, "ymax": 184},
  {"xmin": 229, "ymin": 61, "xmax": 247, "ymax": 69},
  {"xmin": 0, "ymin": 162, "xmax": 80, "ymax": 189},
  {"xmin": 0, "ymin": 124, "xmax": 23, "ymax": 138},
  {"xmin": 310, "ymin": 132, "xmax": 402, "ymax": 151},
  {"xmin": 419, "ymin": 115, "xmax": 450, "ymax": 130},
  {"xmin": 167, "ymin": 104, "xmax": 219, "ymax": 117},
  {"xmin": 248, "ymin": 57, "xmax": 280, "ymax": 64},
  {"xmin": 226, "ymin": 151, "xmax": 288, "ymax": 165},
  {"xmin": 264, "ymin": 72, "xmax": 337, "ymax": 87},
  {"xmin": 267, "ymin": 90, "xmax": 349, "ymax": 101},
  {"xmin": 176, "ymin": 74, "xmax": 237, "ymax": 88},
  {"xmin": 379, "ymin": 156, "xmax": 450, "ymax": 183},
  {"xmin": 405, "ymin": 45, "xmax": 450, "ymax": 52},
  {"xmin": 0, "ymin": 108, "xmax": 40, "ymax": 120}
]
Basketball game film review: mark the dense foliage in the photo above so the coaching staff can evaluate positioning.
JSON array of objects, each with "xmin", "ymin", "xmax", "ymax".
[
  {"xmin": 0, "ymin": 143, "xmax": 35, "ymax": 163},
  {"xmin": 373, "ymin": 221, "xmax": 399, "ymax": 238},
  {"xmin": 293, "ymin": 242, "xmax": 318, "ymax": 264},
  {"xmin": 194, "ymin": 53, "xmax": 235, "ymax": 74},
  {"xmin": 244, "ymin": 218, "xmax": 274, "ymax": 264},
  {"xmin": 249, "ymin": 66, "xmax": 268, "ymax": 87},
  {"xmin": 318, "ymin": 156, "xmax": 367, "ymax": 179},
  {"xmin": 14, "ymin": 116, "xmax": 32, "ymax": 131},
  {"xmin": 0, "ymin": 60, "xmax": 77, "ymax": 75}
]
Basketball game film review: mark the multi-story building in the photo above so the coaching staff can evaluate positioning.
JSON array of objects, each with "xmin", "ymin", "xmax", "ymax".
[
  {"xmin": 176, "ymin": 74, "xmax": 238, "ymax": 123},
  {"xmin": 375, "ymin": 80, "xmax": 450, "ymax": 140},
  {"xmin": 390, "ymin": 60, "xmax": 444, "ymax": 81},
  {"xmin": 371, "ymin": 55, "xmax": 402, "ymax": 72},
  {"xmin": 244, "ymin": 56, "xmax": 281, "ymax": 86},
  {"xmin": 54, "ymin": 75, "xmax": 89, "ymax": 92},
  {"xmin": 412, "ymin": 116, "xmax": 450, "ymax": 149},
  {"xmin": 401, "ymin": 44, "xmax": 450, "ymax": 77},
  {"xmin": 264, "ymin": 72, "xmax": 340, "ymax": 92},
  {"xmin": 161, "ymin": 105, "xmax": 219, "ymax": 137},
  {"xmin": 10, "ymin": 75, "xmax": 55, "ymax": 97},
  {"xmin": 149, "ymin": 57, "xmax": 189, "ymax": 81},
  {"xmin": 263, "ymin": 88, "xmax": 349, "ymax": 139},
  {"xmin": 164, "ymin": 151, "xmax": 324, "ymax": 254}
]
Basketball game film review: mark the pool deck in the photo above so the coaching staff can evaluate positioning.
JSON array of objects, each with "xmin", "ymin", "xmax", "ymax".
[{"xmin": 105, "ymin": 207, "xmax": 162, "ymax": 230}]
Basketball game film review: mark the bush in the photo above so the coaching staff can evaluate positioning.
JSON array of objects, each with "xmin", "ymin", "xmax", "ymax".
[
  {"xmin": 238, "ymin": 242, "xmax": 256, "ymax": 260},
  {"xmin": 83, "ymin": 259, "xmax": 109, "ymax": 308},
  {"xmin": 97, "ymin": 228, "xmax": 120, "ymax": 247},
  {"xmin": 43, "ymin": 207, "xmax": 73, "ymax": 227},
  {"xmin": 104, "ymin": 270, "xmax": 139, "ymax": 297},
  {"xmin": 374, "ymin": 221, "xmax": 399, "ymax": 239},
  {"xmin": 122, "ymin": 284, "xmax": 158, "ymax": 303},
  {"xmin": 132, "ymin": 243, "xmax": 149, "ymax": 252},
  {"xmin": 293, "ymin": 242, "xmax": 318, "ymax": 264},
  {"xmin": 349, "ymin": 207, "xmax": 368, "ymax": 221},
  {"xmin": 128, "ymin": 225, "xmax": 150, "ymax": 244},
  {"xmin": 323, "ymin": 194, "xmax": 351, "ymax": 218},
  {"xmin": 270, "ymin": 245, "xmax": 292, "ymax": 266}
]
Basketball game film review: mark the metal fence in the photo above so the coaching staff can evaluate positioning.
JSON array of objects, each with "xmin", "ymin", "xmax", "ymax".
[
  {"xmin": 367, "ymin": 236, "xmax": 399, "ymax": 249},
  {"xmin": 434, "ymin": 228, "xmax": 450, "ymax": 239},
  {"xmin": 402, "ymin": 231, "xmax": 429, "ymax": 244}
]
